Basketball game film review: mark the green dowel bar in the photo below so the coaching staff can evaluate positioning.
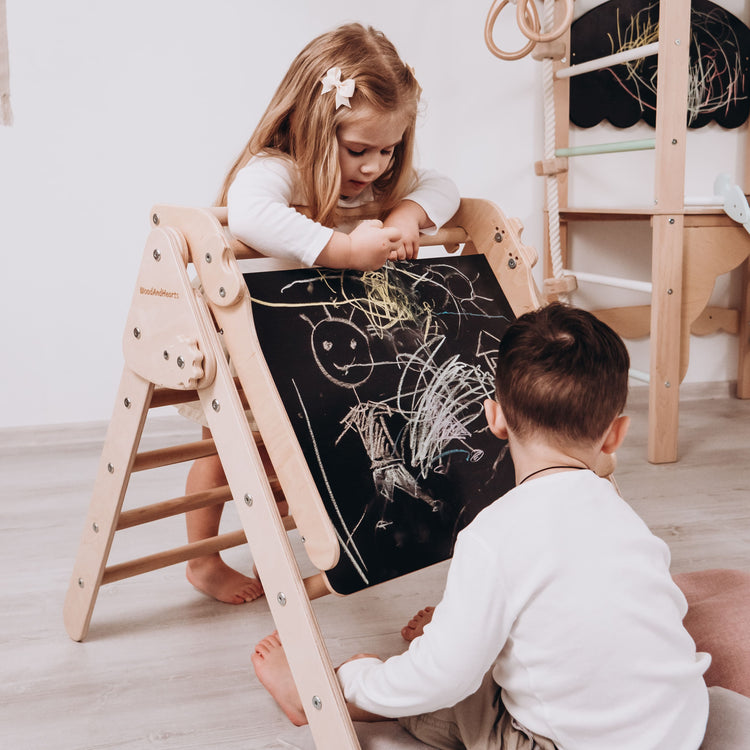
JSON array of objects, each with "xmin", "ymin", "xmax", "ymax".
[{"xmin": 555, "ymin": 138, "xmax": 657, "ymax": 157}]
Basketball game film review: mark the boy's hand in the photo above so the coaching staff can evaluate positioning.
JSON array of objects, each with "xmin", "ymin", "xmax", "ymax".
[{"xmin": 384, "ymin": 200, "xmax": 429, "ymax": 261}]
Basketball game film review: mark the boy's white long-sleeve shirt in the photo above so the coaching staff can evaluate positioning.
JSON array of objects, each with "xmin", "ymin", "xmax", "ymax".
[
  {"xmin": 227, "ymin": 155, "xmax": 460, "ymax": 266},
  {"xmin": 337, "ymin": 471, "xmax": 710, "ymax": 750}
]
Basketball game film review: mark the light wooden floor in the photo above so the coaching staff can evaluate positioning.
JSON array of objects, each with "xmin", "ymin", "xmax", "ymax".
[{"xmin": 1, "ymin": 383, "xmax": 748, "ymax": 749}]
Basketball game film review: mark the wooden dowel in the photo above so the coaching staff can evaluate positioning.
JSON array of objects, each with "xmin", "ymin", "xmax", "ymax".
[
  {"xmin": 303, "ymin": 573, "xmax": 331, "ymax": 600},
  {"xmin": 117, "ymin": 479, "xmax": 287, "ymax": 530},
  {"xmin": 149, "ymin": 388, "xmax": 199, "ymax": 409},
  {"xmin": 567, "ymin": 269, "xmax": 653, "ymax": 294},
  {"xmin": 132, "ymin": 438, "xmax": 218, "ymax": 472},
  {"xmin": 102, "ymin": 513, "xmax": 298, "ymax": 584},
  {"xmin": 555, "ymin": 42, "xmax": 659, "ymax": 79},
  {"xmin": 556, "ymin": 138, "xmax": 656, "ymax": 157},
  {"xmin": 117, "ymin": 486, "xmax": 233, "ymax": 529},
  {"xmin": 102, "ymin": 530, "xmax": 248, "ymax": 583}
]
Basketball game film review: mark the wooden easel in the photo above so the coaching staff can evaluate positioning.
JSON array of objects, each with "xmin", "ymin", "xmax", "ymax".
[
  {"xmin": 63, "ymin": 199, "xmax": 541, "ymax": 749},
  {"xmin": 537, "ymin": 0, "xmax": 750, "ymax": 463}
]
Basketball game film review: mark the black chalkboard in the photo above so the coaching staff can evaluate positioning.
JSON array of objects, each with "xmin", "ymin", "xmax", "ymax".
[
  {"xmin": 245, "ymin": 256, "xmax": 516, "ymax": 594},
  {"xmin": 570, "ymin": 0, "xmax": 750, "ymax": 129}
]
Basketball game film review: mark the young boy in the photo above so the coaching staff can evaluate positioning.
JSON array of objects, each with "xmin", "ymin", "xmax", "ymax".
[{"xmin": 252, "ymin": 302, "xmax": 710, "ymax": 749}]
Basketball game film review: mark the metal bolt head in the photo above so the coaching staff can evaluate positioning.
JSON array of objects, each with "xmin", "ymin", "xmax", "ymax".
[
  {"xmin": 312, "ymin": 696, "xmax": 322, "ymax": 711},
  {"xmin": 507, "ymin": 258, "xmax": 517, "ymax": 269},
  {"xmin": 107, "ymin": 462, "xmax": 114, "ymax": 474},
  {"xmin": 667, "ymin": 288, "xmax": 673, "ymax": 295},
  {"xmin": 152, "ymin": 213, "xmax": 159, "ymax": 225},
  {"xmin": 211, "ymin": 399, "xmax": 221, "ymax": 412},
  {"xmin": 244, "ymin": 494, "xmax": 253, "ymax": 507},
  {"xmin": 665, "ymin": 381, "xmax": 671, "ymax": 388},
  {"xmin": 277, "ymin": 592, "xmax": 287, "ymax": 606},
  {"xmin": 123, "ymin": 397, "xmax": 131, "ymax": 408},
  {"xmin": 78, "ymin": 577, "xmax": 85, "ymax": 588},
  {"xmin": 152, "ymin": 249, "xmax": 161, "ymax": 261},
  {"xmin": 205, "ymin": 252, "xmax": 213, "ymax": 263},
  {"xmin": 163, "ymin": 350, "xmax": 169, "ymax": 360},
  {"xmin": 133, "ymin": 327, "xmax": 142, "ymax": 339},
  {"xmin": 176, "ymin": 356, "xmax": 185, "ymax": 369},
  {"xmin": 219, "ymin": 286, "xmax": 226, "ymax": 298},
  {"xmin": 668, "ymin": 218, "xmax": 675, "ymax": 224},
  {"xmin": 494, "ymin": 232, "xmax": 503, "ymax": 243},
  {"xmin": 92, "ymin": 522, "xmax": 99, "ymax": 533}
]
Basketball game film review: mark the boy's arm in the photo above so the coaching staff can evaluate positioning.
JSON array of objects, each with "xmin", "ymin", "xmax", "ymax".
[{"xmin": 336, "ymin": 530, "xmax": 512, "ymax": 718}]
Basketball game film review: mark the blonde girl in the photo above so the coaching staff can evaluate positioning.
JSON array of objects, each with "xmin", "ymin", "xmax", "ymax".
[{"xmin": 185, "ymin": 23, "xmax": 460, "ymax": 604}]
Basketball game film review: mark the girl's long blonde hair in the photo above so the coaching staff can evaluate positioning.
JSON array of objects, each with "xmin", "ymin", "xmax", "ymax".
[{"xmin": 217, "ymin": 23, "xmax": 421, "ymax": 227}]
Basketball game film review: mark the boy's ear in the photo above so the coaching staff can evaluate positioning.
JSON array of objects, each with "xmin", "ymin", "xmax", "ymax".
[
  {"xmin": 601, "ymin": 415, "xmax": 630, "ymax": 455},
  {"xmin": 484, "ymin": 398, "xmax": 509, "ymax": 440}
]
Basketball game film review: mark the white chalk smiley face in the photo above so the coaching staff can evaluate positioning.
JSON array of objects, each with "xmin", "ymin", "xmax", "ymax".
[{"xmin": 311, "ymin": 318, "xmax": 374, "ymax": 388}]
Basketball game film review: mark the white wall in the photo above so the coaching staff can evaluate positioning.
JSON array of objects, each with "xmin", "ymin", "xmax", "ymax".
[{"xmin": 0, "ymin": 0, "xmax": 745, "ymax": 428}]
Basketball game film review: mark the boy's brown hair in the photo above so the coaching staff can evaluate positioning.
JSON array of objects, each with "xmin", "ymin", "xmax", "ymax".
[{"xmin": 494, "ymin": 302, "xmax": 629, "ymax": 445}]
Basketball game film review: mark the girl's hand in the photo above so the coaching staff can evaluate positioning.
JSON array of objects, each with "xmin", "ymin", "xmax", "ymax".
[
  {"xmin": 384, "ymin": 200, "xmax": 429, "ymax": 261},
  {"xmin": 349, "ymin": 220, "xmax": 402, "ymax": 270},
  {"xmin": 316, "ymin": 221, "xmax": 401, "ymax": 270}
]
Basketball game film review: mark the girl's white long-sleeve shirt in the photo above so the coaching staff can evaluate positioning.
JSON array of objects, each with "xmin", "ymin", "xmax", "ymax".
[
  {"xmin": 226, "ymin": 155, "xmax": 460, "ymax": 266},
  {"xmin": 337, "ymin": 471, "xmax": 710, "ymax": 750}
]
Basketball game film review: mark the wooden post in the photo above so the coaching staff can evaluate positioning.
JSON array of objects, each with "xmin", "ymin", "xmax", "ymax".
[{"xmin": 648, "ymin": 0, "xmax": 691, "ymax": 463}]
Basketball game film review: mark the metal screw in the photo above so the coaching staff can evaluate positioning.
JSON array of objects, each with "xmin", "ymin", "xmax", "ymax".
[
  {"xmin": 671, "ymin": 139, "xmax": 677, "ymax": 145},
  {"xmin": 133, "ymin": 327, "xmax": 142, "ymax": 339},
  {"xmin": 163, "ymin": 350, "xmax": 169, "ymax": 360},
  {"xmin": 152, "ymin": 249, "xmax": 161, "ymax": 261},
  {"xmin": 152, "ymin": 213, "xmax": 159, "ymax": 225},
  {"xmin": 123, "ymin": 397, "xmax": 131, "ymax": 408},
  {"xmin": 494, "ymin": 232, "xmax": 503, "ymax": 243},
  {"xmin": 92, "ymin": 522, "xmax": 99, "ymax": 533},
  {"xmin": 675, "ymin": 39, "xmax": 681, "ymax": 46},
  {"xmin": 211, "ymin": 399, "xmax": 221, "ymax": 412},
  {"xmin": 205, "ymin": 252, "xmax": 212, "ymax": 263},
  {"xmin": 668, "ymin": 218, "xmax": 675, "ymax": 224},
  {"xmin": 507, "ymin": 258, "xmax": 517, "ymax": 269},
  {"xmin": 244, "ymin": 494, "xmax": 253, "ymax": 507},
  {"xmin": 277, "ymin": 592, "xmax": 287, "ymax": 606},
  {"xmin": 78, "ymin": 578, "xmax": 85, "ymax": 588},
  {"xmin": 312, "ymin": 696, "xmax": 323, "ymax": 711},
  {"xmin": 219, "ymin": 287, "xmax": 226, "ymax": 298},
  {"xmin": 665, "ymin": 381, "xmax": 671, "ymax": 388},
  {"xmin": 667, "ymin": 288, "xmax": 673, "ymax": 295},
  {"xmin": 107, "ymin": 462, "xmax": 114, "ymax": 474},
  {"xmin": 176, "ymin": 356, "xmax": 185, "ymax": 369}
]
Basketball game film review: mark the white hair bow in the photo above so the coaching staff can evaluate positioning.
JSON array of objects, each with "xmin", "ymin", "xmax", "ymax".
[{"xmin": 320, "ymin": 67, "xmax": 355, "ymax": 109}]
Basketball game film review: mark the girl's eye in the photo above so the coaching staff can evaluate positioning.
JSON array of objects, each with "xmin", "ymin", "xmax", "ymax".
[
  {"xmin": 381, "ymin": 149, "xmax": 394, "ymax": 157},
  {"xmin": 348, "ymin": 148, "xmax": 365, "ymax": 157}
]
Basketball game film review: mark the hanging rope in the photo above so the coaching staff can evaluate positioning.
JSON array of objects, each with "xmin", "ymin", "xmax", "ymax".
[{"xmin": 541, "ymin": 0, "xmax": 565, "ymax": 287}]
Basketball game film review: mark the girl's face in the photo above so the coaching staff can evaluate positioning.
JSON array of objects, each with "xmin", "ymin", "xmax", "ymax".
[{"xmin": 337, "ymin": 106, "xmax": 408, "ymax": 199}]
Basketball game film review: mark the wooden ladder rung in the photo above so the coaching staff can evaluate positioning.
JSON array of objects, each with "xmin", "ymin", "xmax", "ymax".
[
  {"xmin": 117, "ymin": 485, "xmax": 233, "ymax": 529},
  {"xmin": 117, "ymin": 479, "xmax": 287, "ymax": 530},
  {"xmin": 133, "ymin": 438, "xmax": 218, "ymax": 472},
  {"xmin": 102, "ymin": 513, "xmax": 298, "ymax": 585}
]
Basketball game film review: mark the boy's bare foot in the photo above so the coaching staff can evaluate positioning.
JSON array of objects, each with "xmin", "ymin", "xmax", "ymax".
[
  {"xmin": 401, "ymin": 606, "xmax": 435, "ymax": 641},
  {"xmin": 186, "ymin": 554, "xmax": 263, "ymax": 604},
  {"xmin": 252, "ymin": 632, "xmax": 308, "ymax": 726}
]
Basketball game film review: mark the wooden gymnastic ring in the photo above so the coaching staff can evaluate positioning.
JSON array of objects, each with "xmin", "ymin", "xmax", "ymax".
[
  {"xmin": 484, "ymin": 0, "xmax": 538, "ymax": 61},
  {"xmin": 515, "ymin": 0, "xmax": 574, "ymax": 44}
]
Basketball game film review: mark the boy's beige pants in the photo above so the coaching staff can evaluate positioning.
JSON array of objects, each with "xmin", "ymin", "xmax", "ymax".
[{"xmin": 398, "ymin": 670, "xmax": 557, "ymax": 750}]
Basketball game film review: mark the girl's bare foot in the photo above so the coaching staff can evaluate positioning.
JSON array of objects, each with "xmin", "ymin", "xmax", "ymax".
[
  {"xmin": 186, "ymin": 554, "xmax": 263, "ymax": 604},
  {"xmin": 252, "ymin": 632, "xmax": 308, "ymax": 726},
  {"xmin": 401, "ymin": 606, "xmax": 435, "ymax": 641}
]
